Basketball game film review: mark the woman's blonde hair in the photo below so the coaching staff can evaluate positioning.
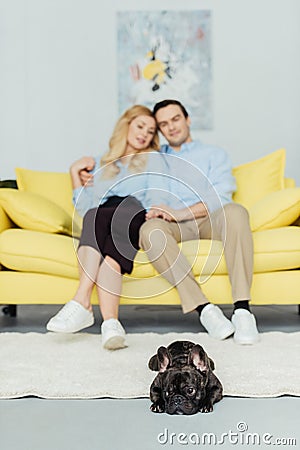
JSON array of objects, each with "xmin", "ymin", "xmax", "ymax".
[{"xmin": 100, "ymin": 105, "xmax": 160, "ymax": 179}]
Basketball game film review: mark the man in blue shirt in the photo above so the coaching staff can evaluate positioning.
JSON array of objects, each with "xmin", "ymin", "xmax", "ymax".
[{"xmin": 139, "ymin": 99, "xmax": 259, "ymax": 345}]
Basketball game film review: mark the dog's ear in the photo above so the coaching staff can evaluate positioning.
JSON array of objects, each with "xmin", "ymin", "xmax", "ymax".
[
  {"xmin": 189, "ymin": 345, "xmax": 211, "ymax": 372},
  {"xmin": 148, "ymin": 354, "xmax": 159, "ymax": 371},
  {"xmin": 208, "ymin": 357, "xmax": 215, "ymax": 371},
  {"xmin": 148, "ymin": 346, "xmax": 171, "ymax": 372},
  {"xmin": 157, "ymin": 346, "xmax": 171, "ymax": 372}
]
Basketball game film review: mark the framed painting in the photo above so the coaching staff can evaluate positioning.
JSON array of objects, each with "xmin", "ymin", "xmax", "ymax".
[{"xmin": 117, "ymin": 10, "xmax": 212, "ymax": 130}]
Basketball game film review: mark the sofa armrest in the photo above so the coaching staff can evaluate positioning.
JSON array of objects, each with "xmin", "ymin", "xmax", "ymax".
[
  {"xmin": 0, "ymin": 204, "xmax": 14, "ymax": 233},
  {"xmin": 0, "ymin": 179, "xmax": 18, "ymax": 233}
]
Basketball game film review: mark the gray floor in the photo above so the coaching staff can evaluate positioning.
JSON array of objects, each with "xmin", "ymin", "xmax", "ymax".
[{"xmin": 0, "ymin": 304, "xmax": 299, "ymax": 450}]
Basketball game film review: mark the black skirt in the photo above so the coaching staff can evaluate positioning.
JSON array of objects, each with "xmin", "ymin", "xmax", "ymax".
[{"xmin": 78, "ymin": 196, "xmax": 146, "ymax": 274}]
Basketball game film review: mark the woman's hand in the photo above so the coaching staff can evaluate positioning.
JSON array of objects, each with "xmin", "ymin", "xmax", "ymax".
[{"xmin": 70, "ymin": 156, "xmax": 95, "ymax": 189}]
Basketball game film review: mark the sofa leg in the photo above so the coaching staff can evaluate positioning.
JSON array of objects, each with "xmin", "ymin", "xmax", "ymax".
[
  {"xmin": 298, "ymin": 305, "xmax": 300, "ymax": 315},
  {"xmin": 2, "ymin": 305, "xmax": 17, "ymax": 317}
]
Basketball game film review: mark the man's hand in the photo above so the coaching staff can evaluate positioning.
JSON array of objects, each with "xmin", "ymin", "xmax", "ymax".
[
  {"xmin": 146, "ymin": 202, "xmax": 208, "ymax": 222},
  {"xmin": 146, "ymin": 204, "xmax": 180, "ymax": 222},
  {"xmin": 70, "ymin": 156, "xmax": 95, "ymax": 189}
]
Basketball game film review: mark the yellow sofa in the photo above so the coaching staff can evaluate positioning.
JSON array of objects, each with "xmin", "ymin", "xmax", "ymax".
[{"xmin": 0, "ymin": 149, "xmax": 300, "ymax": 309}]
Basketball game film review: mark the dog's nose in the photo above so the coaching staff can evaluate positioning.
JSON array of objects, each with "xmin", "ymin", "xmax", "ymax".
[{"xmin": 173, "ymin": 395, "xmax": 183, "ymax": 405}]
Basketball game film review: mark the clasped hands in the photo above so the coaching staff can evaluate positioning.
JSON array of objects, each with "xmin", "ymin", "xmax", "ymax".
[{"xmin": 145, "ymin": 205, "xmax": 183, "ymax": 222}]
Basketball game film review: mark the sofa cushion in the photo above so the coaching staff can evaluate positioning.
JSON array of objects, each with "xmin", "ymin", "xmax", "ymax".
[
  {"xmin": 249, "ymin": 188, "xmax": 300, "ymax": 231},
  {"xmin": 232, "ymin": 148, "xmax": 285, "ymax": 208},
  {"xmin": 0, "ymin": 189, "xmax": 75, "ymax": 235},
  {"xmin": 0, "ymin": 229, "xmax": 79, "ymax": 278},
  {"xmin": 1, "ymin": 227, "xmax": 300, "ymax": 279},
  {"xmin": 252, "ymin": 226, "xmax": 300, "ymax": 272},
  {"xmin": 181, "ymin": 227, "xmax": 300, "ymax": 275}
]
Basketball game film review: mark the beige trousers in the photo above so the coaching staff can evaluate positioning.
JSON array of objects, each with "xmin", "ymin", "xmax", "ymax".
[{"xmin": 139, "ymin": 203, "xmax": 253, "ymax": 313}]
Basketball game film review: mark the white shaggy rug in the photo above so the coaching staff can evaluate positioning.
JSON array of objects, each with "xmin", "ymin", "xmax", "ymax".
[{"xmin": 0, "ymin": 331, "xmax": 299, "ymax": 399}]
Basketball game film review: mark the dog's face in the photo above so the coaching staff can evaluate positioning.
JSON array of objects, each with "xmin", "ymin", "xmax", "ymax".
[
  {"xmin": 158, "ymin": 367, "xmax": 206, "ymax": 415},
  {"xmin": 150, "ymin": 344, "xmax": 211, "ymax": 415}
]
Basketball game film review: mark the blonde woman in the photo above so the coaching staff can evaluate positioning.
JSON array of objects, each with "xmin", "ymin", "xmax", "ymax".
[{"xmin": 46, "ymin": 105, "xmax": 168, "ymax": 350}]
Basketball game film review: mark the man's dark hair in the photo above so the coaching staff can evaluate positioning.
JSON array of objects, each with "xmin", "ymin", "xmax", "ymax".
[{"xmin": 153, "ymin": 99, "xmax": 189, "ymax": 118}]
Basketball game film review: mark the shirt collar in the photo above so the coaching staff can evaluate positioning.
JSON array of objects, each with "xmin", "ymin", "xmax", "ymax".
[{"xmin": 162, "ymin": 140, "xmax": 200, "ymax": 154}]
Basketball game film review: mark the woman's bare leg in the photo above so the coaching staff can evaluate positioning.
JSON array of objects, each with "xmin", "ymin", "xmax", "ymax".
[
  {"xmin": 73, "ymin": 245, "xmax": 101, "ymax": 312},
  {"xmin": 95, "ymin": 255, "xmax": 122, "ymax": 320}
]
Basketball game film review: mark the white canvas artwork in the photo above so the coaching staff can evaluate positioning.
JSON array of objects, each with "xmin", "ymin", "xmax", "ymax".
[{"xmin": 117, "ymin": 10, "xmax": 212, "ymax": 130}]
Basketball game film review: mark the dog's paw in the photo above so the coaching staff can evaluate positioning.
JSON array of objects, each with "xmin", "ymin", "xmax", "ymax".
[
  {"xmin": 150, "ymin": 402, "xmax": 165, "ymax": 413},
  {"xmin": 200, "ymin": 403, "xmax": 213, "ymax": 413}
]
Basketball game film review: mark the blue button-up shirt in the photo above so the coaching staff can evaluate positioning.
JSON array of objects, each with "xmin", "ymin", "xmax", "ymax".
[
  {"xmin": 73, "ymin": 151, "xmax": 169, "ymax": 217},
  {"xmin": 160, "ymin": 141, "xmax": 236, "ymax": 213}
]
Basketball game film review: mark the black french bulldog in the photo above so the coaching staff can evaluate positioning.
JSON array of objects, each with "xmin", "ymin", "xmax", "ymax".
[{"xmin": 148, "ymin": 341, "xmax": 223, "ymax": 415}]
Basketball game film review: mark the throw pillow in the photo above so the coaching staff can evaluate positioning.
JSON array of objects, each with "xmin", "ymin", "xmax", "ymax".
[
  {"xmin": 232, "ymin": 148, "xmax": 286, "ymax": 209},
  {"xmin": 0, "ymin": 189, "xmax": 74, "ymax": 235},
  {"xmin": 249, "ymin": 188, "xmax": 300, "ymax": 231},
  {"xmin": 15, "ymin": 167, "xmax": 74, "ymax": 216}
]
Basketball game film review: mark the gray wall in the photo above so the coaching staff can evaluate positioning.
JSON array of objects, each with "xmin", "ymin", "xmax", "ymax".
[{"xmin": 1, "ymin": 0, "xmax": 300, "ymax": 184}]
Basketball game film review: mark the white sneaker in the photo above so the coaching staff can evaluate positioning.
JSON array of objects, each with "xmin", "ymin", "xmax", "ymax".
[
  {"xmin": 231, "ymin": 309, "xmax": 260, "ymax": 345},
  {"xmin": 46, "ymin": 300, "xmax": 94, "ymax": 333},
  {"xmin": 101, "ymin": 318, "xmax": 127, "ymax": 350},
  {"xmin": 200, "ymin": 304, "xmax": 235, "ymax": 340}
]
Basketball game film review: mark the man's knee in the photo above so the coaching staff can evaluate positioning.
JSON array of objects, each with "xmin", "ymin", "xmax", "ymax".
[
  {"xmin": 139, "ymin": 218, "xmax": 171, "ymax": 250},
  {"xmin": 223, "ymin": 203, "xmax": 250, "ymax": 225}
]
